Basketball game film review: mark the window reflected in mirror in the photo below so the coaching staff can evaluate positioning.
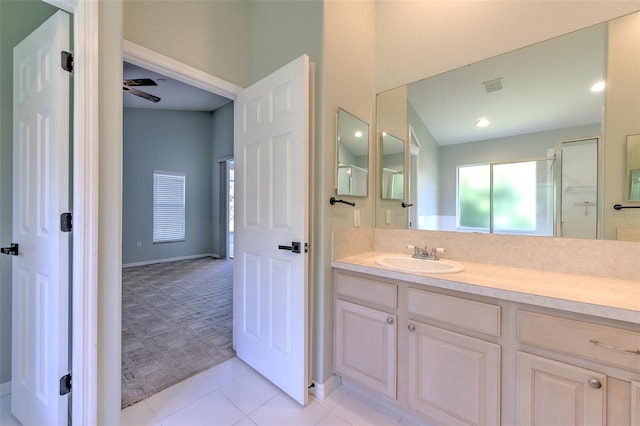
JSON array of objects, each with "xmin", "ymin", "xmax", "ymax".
[{"xmin": 336, "ymin": 108, "xmax": 369, "ymax": 197}]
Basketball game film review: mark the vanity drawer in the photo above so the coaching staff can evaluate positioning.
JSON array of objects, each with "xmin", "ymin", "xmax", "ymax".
[
  {"xmin": 407, "ymin": 288, "xmax": 501, "ymax": 336},
  {"xmin": 517, "ymin": 310, "xmax": 640, "ymax": 372},
  {"xmin": 335, "ymin": 272, "xmax": 397, "ymax": 310}
]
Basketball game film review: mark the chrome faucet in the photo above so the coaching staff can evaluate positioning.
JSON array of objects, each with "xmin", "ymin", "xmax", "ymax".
[
  {"xmin": 407, "ymin": 246, "xmax": 444, "ymax": 260},
  {"xmin": 408, "ymin": 245, "xmax": 440, "ymax": 260}
]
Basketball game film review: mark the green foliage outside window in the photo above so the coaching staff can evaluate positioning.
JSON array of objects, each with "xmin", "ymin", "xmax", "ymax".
[{"xmin": 458, "ymin": 162, "xmax": 536, "ymax": 232}]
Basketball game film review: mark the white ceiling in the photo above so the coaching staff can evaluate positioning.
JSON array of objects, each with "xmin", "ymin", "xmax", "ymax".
[
  {"xmin": 123, "ymin": 62, "xmax": 231, "ymax": 111},
  {"xmin": 406, "ymin": 22, "xmax": 607, "ymax": 146}
]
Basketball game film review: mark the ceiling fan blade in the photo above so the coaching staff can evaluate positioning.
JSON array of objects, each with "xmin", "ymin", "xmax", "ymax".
[
  {"xmin": 123, "ymin": 86, "xmax": 161, "ymax": 103},
  {"xmin": 124, "ymin": 78, "xmax": 157, "ymax": 87}
]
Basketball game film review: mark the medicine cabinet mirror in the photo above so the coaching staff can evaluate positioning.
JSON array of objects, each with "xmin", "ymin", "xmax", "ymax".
[{"xmin": 336, "ymin": 108, "xmax": 369, "ymax": 197}]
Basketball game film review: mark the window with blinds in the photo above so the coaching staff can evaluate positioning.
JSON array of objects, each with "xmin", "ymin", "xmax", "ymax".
[{"xmin": 153, "ymin": 171, "xmax": 186, "ymax": 243}]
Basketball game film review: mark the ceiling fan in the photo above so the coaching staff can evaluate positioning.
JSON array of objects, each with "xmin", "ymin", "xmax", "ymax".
[{"xmin": 123, "ymin": 78, "xmax": 161, "ymax": 103}]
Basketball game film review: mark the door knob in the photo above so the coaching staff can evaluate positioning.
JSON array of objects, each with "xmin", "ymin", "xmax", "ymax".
[
  {"xmin": 1, "ymin": 243, "xmax": 18, "ymax": 256},
  {"xmin": 588, "ymin": 378, "xmax": 602, "ymax": 389}
]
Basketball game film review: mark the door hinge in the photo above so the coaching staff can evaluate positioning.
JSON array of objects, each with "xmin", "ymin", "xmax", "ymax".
[
  {"xmin": 59, "ymin": 373, "xmax": 71, "ymax": 395},
  {"xmin": 60, "ymin": 212, "xmax": 72, "ymax": 232},
  {"xmin": 61, "ymin": 51, "xmax": 73, "ymax": 73}
]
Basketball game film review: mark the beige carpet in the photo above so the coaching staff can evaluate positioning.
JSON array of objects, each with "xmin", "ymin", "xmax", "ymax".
[{"xmin": 121, "ymin": 257, "xmax": 235, "ymax": 408}]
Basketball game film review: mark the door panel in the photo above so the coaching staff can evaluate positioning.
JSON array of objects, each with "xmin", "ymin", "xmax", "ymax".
[
  {"xmin": 11, "ymin": 10, "xmax": 71, "ymax": 426},
  {"xmin": 234, "ymin": 55, "xmax": 309, "ymax": 405}
]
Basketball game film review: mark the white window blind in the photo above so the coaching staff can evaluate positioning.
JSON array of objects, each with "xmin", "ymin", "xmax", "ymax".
[{"xmin": 153, "ymin": 171, "xmax": 185, "ymax": 243}]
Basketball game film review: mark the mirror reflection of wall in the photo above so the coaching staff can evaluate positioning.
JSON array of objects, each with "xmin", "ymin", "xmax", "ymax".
[
  {"xmin": 381, "ymin": 133, "xmax": 405, "ymax": 200},
  {"xmin": 375, "ymin": 11, "xmax": 640, "ymax": 240},
  {"xmin": 626, "ymin": 134, "xmax": 640, "ymax": 201},
  {"xmin": 336, "ymin": 108, "xmax": 369, "ymax": 197}
]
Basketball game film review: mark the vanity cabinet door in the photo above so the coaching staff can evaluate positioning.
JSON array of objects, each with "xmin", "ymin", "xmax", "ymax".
[
  {"xmin": 516, "ymin": 351, "xmax": 606, "ymax": 426},
  {"xmin": 407, "ymin": 321, "xmax": 501, "ymax": 426},
  {"xmin": 632, "ymin": 381, "xmax": 640, "ymax": 426},
  {"xmin": 335, "ymin": 299, "xmax": 397, "ymax": 399}
]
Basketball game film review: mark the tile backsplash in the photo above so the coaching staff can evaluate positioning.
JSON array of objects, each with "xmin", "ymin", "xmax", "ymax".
[{"xmin": 334, "ymin": 227, "xmax": 640, "ymax": 281}]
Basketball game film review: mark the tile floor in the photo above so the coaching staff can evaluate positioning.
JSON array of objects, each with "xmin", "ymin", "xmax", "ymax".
[
  {"xmin": 121, "ymin": 357, "xmax": 423, "ymax": 426},
  {"xmin": 0, "ymin": 357, "xmax": 425, "ymax": 425}
]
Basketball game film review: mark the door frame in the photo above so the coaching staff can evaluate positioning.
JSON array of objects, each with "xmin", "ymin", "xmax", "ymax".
[{"xmin": 39, "ymin": 0, "xmax": 98, "ymax": 424}]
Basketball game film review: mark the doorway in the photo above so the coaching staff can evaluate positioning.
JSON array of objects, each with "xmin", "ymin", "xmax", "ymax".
[
  {"xmin": 121, "ymin": 47, "xmax": 239, "ymax": 407},
  {"xmin": 556, "ymin": 137, "xmax": 600, "ymax": 239}
]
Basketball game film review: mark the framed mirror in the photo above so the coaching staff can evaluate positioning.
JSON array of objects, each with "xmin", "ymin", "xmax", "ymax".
[
  {"xmin": 375, "ymin": 11, "xmax": 640, "ymax": 239},
  {"xmin": 336, "ymin": 108, "xmax": 369, "ymax": 197},
  {"xmin": 626, "ymin": 134, "xmax": 640, "ymax": 201},
  {"xmin": 381, "ymin": 132, "xmax": 405, "ymax": 200}
]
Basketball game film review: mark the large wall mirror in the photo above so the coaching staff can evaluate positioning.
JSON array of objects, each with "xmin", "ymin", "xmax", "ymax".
[
  {"xmin": 376, "ymin": 11, "xmax": 640, "ymax": 240},
  {"xmin": 336, "ymin": 108, "xmax": 369, "ymax": 197}
]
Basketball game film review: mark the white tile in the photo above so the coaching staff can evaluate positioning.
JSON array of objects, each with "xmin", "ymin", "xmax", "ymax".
[
  {"xmin": 146, "ymin": 374, "xmax": 216, "ymax": 420},
  {"xmin": 201, "ymin": 357, "xmax": 253, "ymax": 388},
  {"xmin": 0, "ymin": 396, "xmax": 21, "ymax": 426},
  {"xmin": 315, "ymin": 411, "xmax": 352, "ymax": 426},
  {"xmin": 121, "ymin": 400, "xmax": 160, "ymax": 426},
  {"xmin": 233, "ymin": 417, "xmax": 257, "ymax": 426},
  {"xmin": 248, "ymin": 393, "xmax": 328, "ymax": 426},
  {"xmin": 331, "ymin": 394, "xmax": 401, "ymax": 426},
  {"xmin": 160, "ymin": 390, "xmax": 245, "ymax": 426},
  {"xmin": 313, "ymin": 385, "xmax": 351, "ymax": 412},
  {"xmin": 219, "ymin": 371, "xmax": 279, "ymax": 415}
]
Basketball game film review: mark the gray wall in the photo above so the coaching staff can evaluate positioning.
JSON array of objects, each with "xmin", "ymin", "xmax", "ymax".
[
  {"xmin": 408, "ymin": 102, "xmax": 439, "ymax": 218},
  {"xmin": 0, "ymin": 0, "xmax": 59, "ymax": 386},
  {"xmin": 210, "ymin": 102, "xmax": 234, "ymax": 258},
  {"xmin": 438, "ymin": 124, "xmax": 602, "ymax": 215},
  {"xmin": 122, "ymin": 108, "xmax": 232, "ymax": 265}
]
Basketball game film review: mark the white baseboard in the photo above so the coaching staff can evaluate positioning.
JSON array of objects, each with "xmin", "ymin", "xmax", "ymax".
[
  {"xmin": 309, "ymin": 374, "xmax": 341, "ymax": 400},
  {"xmin": 122, "ymin": 253, "xmax": 217, "ymax": 268},
  {"xmin": 0, "ymin": 381, "xmax": 10, "ymax": 397}
]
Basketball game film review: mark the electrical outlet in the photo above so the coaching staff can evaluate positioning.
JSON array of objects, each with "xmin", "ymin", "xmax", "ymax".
[
  {"xmin": 354, "ymin": 209, "xmax": 361, "ymax": 227},
  {"xmin": 136, "ymin": 241, "xmax": 142, "ymax": 248},
  {"xmin": 385, "ymin": 209, "xmax": 391, "ymax": 225}
]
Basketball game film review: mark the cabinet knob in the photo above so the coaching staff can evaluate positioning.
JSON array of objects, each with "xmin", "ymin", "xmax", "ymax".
[
  {"xmin": 408, "ymin": 324, "xmax": 415, "ymax": 332},
  {"xmin": 588, "ymin": 378, "xmax": 602, "ymax": 389},
  {"xmin": 386, "ymin": 317, "xmax": 394, "ymax": 325}
]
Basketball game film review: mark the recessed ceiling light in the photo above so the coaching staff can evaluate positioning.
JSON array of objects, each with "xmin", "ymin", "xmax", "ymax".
[
  {"xmin": 476, "ymin": 118, "xmax": 491, "ymax": 128},
  {"xmin": 590, "ymin": 80, "xmax": 606, "ymax": 92},
  {"xmin": 354, "ymin": 131, "xmax": 363, "ymax": 138}
]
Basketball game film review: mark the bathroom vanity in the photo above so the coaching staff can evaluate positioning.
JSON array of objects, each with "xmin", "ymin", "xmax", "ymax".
[{"xmin": 332, "ymin": 251, "xmax": 640, "ymax": 425}]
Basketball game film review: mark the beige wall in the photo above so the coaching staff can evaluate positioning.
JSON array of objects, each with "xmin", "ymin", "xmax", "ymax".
[
  {"xmin": 603, "ymin": 12, "xmax": 640, "ymax": 239},
  {"xmin": 123, "ymin": 0, "xmax": 249, "ymax": 87},
  {"xmin": 319, "ymin": 0, "xmax": 376, "ymax": 381}
]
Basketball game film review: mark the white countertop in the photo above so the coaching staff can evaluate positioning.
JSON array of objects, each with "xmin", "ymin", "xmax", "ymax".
[{"xmin": 332, "ymin": 251, "xmax": 640, "ymax": 325}]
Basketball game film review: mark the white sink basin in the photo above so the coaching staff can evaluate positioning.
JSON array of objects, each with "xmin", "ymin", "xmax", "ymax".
[{"xmin": 375, "ymin": 256, "xmax": 464, "ymax": 274}]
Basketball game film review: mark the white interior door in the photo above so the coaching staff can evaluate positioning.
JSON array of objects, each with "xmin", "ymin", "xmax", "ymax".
[
  {"xmin": 233, "ymin": 55, "xmax": 309, "ymax": 405},
  {"xmin": 10, "ymin": 10, "xmax": 71, "ymax": 425}
]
